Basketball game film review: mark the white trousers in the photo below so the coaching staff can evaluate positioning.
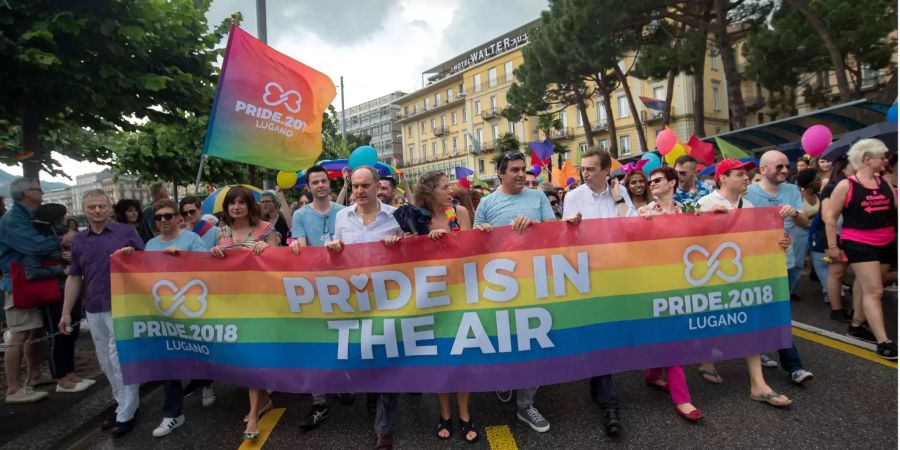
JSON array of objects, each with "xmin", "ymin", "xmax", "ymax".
[{"xmin": 86, "ymin": 311, "xmax": 139, "ymax": 422}]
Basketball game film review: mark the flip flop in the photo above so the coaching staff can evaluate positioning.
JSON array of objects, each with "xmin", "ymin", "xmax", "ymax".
[
  {"xmin": 750, "ymin": 391, "xmax": 792, "ymax": 408},
  {"xmin": 699, "ymin": 368, "xmax": 724, "ymax": 384}
]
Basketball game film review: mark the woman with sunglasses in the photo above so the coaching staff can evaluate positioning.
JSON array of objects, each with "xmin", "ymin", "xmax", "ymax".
[
  {"xmin": 413, "ymin": 171, "xmax": 478, "ymax": 443},
  {"xmin": 209, "ymin": 186, "xmax": 281, "ymax": 440},
  {"xmin": 637, "ymin": 167, "xmax": 704, "ymax": 421},
  {"xmin": 824, "ymin": 139, "xmax": 898, "ymax": 360}
]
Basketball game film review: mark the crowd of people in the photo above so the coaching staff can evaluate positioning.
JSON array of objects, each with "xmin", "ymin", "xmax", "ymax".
[{"xmin": 0, "ymin": 139, "xmax": 895, "ymax": 449}]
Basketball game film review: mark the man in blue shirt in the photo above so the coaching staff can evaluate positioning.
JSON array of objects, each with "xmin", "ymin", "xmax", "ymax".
[
  {"xmin": 288, "ymin": 164, "xmax": 349, "ymax": 430},
  {"xmin": 674, "ymin": 155, "xmax": 713, "ymax": 204},
  {"xmin": 179, "ymin": 196, "xmax": 218, "ymax": 251},
  {"xmin": 473, "ymin": 151, "xmax": 555, "ymax": 433},
  {"xmin": 290, "ymin": 164, "xmax": 345, "ymax": 252},
  {"xmin": 0, "ymin": 177, "xmax": 62, "ymax": 404},
  {"xmin": 143, "ymin": 199, "xmax": 206, "ymax": 438},
  {"xmin": 743, "ymin": 150, "xmax": 814, "ymax": 387}
]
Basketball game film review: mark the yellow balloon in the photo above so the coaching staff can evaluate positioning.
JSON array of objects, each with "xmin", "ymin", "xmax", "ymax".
[
  {"xmin": 276, "ymin": 171, "xmax": 298, "ymax": 189},
  {"xmin": 665, "ymin": 142, "xmax": 687, "ymax": 166}
]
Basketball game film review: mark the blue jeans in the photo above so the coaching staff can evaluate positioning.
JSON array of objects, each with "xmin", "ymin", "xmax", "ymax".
[
  {"xmin": 810, "ymin": 251, "xmax": 830, "ymax": 302},
  {"xmin": 788, "ymin": 267, "xmax": 801, "ymax": 294},
  {"xmin": 779, "ymin": 343, "xmax": 804, "ymax": 374}
]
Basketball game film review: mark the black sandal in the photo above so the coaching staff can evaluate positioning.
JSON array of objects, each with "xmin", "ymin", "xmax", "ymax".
[
  {"xmin": 436, "ymin": 417, "xmax": 452, "ymax": 440},
  {"xmin": 458, "ymin": 417, "xmax": 479, "ymax": 444}
]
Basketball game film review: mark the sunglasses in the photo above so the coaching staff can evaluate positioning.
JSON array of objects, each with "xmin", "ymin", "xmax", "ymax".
[
  {"xmin": 550, "ymin": 200, "xmax": 559, "ymax": 206},
  {"xmin": 525, "ymin": 180, "xmax": 539, "ymax": 186},
  {"xmin": 773, "ymin": 164, "xmax": 789, "ymax": 171},
  {"xmin": 500, "ymin": 152, "xmax": 525, "ymax": 164},
  {"xmin": 676, "ymin": 171, "xmax": 689, "ymax": 177},
  {"xmin": 181, "ymin": 209, "xmax": 197, "ymax": 217},
  {"xmin": 648, "ymin": 177, "xmax": 667, "ymax": 185},
  {"xmin": 154, "ymin": 213, "xmax": 176, "ymax": 221}
]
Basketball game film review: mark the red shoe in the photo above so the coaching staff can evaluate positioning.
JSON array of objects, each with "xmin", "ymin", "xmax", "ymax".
[
  {"xmin": 645, "ymin": 379, "xmax": 670, "ymax": 393},
  {"xmin": 674, "ymin": 405, "xmax": 704, "ymax": 422}
]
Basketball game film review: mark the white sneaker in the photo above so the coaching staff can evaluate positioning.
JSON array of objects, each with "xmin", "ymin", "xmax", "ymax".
[
  {"xmin": 152, "ymin": 415, "xmax": 185, "ymax": 437},
  {"xmin": 56, "ymin": 380, "xmax": 93, "ymax": 393},
  {"xmin": 201, "ymin": 386, "xmax": 216, "ymax": 407}
]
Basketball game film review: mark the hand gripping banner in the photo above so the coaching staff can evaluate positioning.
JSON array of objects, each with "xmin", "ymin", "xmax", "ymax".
[{"xmin": 112, "ymin": 208, "xmax": 792, "ymax": 393}]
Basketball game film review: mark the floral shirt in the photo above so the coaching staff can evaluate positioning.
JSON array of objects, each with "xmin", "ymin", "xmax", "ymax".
[
  {"xmin": 674, "ymin": 180, "xmax": 713, "ymax": 205},
  {"xmin": 216, "ymin": 221, "xmax": 278, "ymax": 248},
  {"xmin": 637, "ymin": 200, "xmax": 685, "ymax": 217}
]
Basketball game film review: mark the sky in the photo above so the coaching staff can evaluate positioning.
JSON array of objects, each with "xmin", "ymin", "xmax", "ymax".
[{"xmin": 3, "ymin": 0, "xmax": 548, "ymax": 184}]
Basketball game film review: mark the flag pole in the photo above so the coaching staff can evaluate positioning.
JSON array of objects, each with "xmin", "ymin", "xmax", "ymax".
[{"xmin": 194, "ymin": 154, "xmax": 207, "ymax": 194}]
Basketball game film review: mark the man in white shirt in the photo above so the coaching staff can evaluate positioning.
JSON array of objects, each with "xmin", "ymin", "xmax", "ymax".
[
  {"xmin": 558, "ymin": 147, "xmax": 626, "ymax": 436},
  {"xmin": 563, "ymin": 148, "xmax": 635, "ymax": 223},
  {"xmin": 325, "ymin": 166, "xmax": 401, "ymax": 450},
  {"xmin": 697, "ymin": 158, "xmax": 756, "ymax": 211}
]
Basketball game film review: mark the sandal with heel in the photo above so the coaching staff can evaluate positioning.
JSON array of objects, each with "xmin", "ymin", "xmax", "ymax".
[
  {"xmin": 458, "ymin": 417, "xmax": 479, "ymax": 444},
  {"xmin": 436, "ymin": 417, "xmax": 452, "ymax": 440}
]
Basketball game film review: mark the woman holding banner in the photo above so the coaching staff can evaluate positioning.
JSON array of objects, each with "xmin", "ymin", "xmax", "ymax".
[
  {"xmin": 414, "ymin": 171, "xmax": 479, "ymax": 443},
  {"xmin": 209, "ymin": 186, "xmax": 281, "ymax": 440},
  {"xmin": 637, "ymin": 167, "xmax": 705, "ymax": 422}
]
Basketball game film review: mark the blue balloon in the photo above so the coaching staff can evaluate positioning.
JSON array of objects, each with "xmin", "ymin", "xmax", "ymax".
[
  {"xmin": 348, "ymin": 146, "xmax": 379, "ymax": 169},
  {"xmin": 888, "ymin": 103, "xmax": 898, "ymax": 124},
  {"xmin": 640, "ymin": 152, "xmax": 661, "ymax": 175}
]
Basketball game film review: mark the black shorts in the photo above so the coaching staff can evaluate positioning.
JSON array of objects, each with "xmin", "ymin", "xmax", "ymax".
[{"xmin": 842, "ymin": 239, "xmax": 897, "ymax": 265}]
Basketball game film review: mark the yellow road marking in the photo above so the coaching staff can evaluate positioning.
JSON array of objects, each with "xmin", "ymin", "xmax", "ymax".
[
  {"xmin": 485, "ymin": 424, "xmax": 519, "ymax": 450},
  {"xmin": 238, "ymin": 407, "xmax": 286, "ymax": 450},
  {"xmin": 793, "ymin": 327, "xmax": 898, "ymax": 369}
]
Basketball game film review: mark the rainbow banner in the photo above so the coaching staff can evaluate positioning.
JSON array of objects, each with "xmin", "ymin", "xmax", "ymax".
[
  {"xmin": 112, "ymin": 208, "xmax": 792, "ymax": 393},
  {"xmin": 202, "ymin": 26, "xmax": 336, "ymax": 171}
]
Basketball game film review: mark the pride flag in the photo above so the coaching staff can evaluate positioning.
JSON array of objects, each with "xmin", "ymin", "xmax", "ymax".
[
  {"xmin": 112, "ymin": 209, "xmax": 791, "ymax": 393},
  {"xmin": 202, "ymin": 26, "xmax": 336, "ymax": 171}
]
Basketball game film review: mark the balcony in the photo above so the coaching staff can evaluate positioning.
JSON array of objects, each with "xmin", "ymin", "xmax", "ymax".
[
  {"xmin": 592, "ymin": 120, "xmax": 609, "ymax": 132},
  {"xmin": 433, "ymin": 126, "xmax": 448, "ymax": 137},
  {"xmin": 640, "ymin": 110, "xmax": 665, "ymax": 123},
  {"xmin": 550, "ymin": 127, "xmax": 573, "ymax": 139},
  {"xmin": 480, "ymin": 108, "xmax": 501, "ymax": 121},
  {"xmin": 481, "ymin": 139, "xmax": 496, "ymax": 152}
]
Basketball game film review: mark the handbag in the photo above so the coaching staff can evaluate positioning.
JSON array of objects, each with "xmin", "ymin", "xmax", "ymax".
[{"xmin": 10, "ymin": 261, "xmax": 63, "ymax": 308}]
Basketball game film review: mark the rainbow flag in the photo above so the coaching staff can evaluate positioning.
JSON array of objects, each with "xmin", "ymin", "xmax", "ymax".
[
  {"xmin": 202, "ymin": 26, "xmax": 336, "ymax": 171},
  {"xmin": 112, "ymin": 208, "xmax": 791, "ymax": 393}
]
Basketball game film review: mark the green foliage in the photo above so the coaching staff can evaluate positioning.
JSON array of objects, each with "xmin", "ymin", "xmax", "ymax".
[
  {"xmin": 319, "ymin": 106, "xmax": 372, "ymax": 161},
  {"xmin": 495, "ymin": 132, "xmax": 522, "ymax": 154},
  {"xmin": 0, "ymin": 0, "xmax": 236, "ymax": 177}
]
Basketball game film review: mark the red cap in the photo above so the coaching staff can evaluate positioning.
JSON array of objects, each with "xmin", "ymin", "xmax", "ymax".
[{"xmin": 715, "ymin": 158, "xmax": 756, "ymax": 181}]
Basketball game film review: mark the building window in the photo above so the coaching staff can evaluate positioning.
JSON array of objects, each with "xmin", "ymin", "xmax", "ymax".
[
  {"xmin": 421, "ymin": 144, "xmax": 427, "ymax": 160},
  {"xmin": 447, "ymin": 88, "xmax": 453, "ymax": 101},
  {"xmin": 407, "ymin": 125, "xmax": 412, "ymax": 137},
  {"xmin": 458, "ymin": 83, "xmax": 464, "ymax": 95},
  {"xmin": 558, "ymin": 110, "xmax": 567, "ymax": 127},
  {"xmin": 599, "ymin": 139, "xmax": 609, "ymax": 150},
  {"xmin": 652, "ymin": 86, "xmax": 665, "ymax": 101},
  {"xmin": 435, "ymin": 93, "xmax": 441, "ymax": 106},
  {"xmin": 404, "ymin": 105, "xmax": 409, "ymax": 115},
  {"xmin": 478, "ymin": 159, "xmax": 485, "ymax": 173},
  {"xmin": 464, "ymin": 133, "xmax": 468, "ymax": 148},
  {"xmin": 578, "ymin": 142, "xmax": 587, "ymax": 154},
  {"xmin": 451, "ymin": 112, "xmax": 457, "ymax": 125},
  {"xmin": 440, "ymin": 115, "xmax": 446, "ymax": 127},
  {"xmin": 424, "ymin": 98, "xmax": 430, "ymax": 110},
  {"xmin": 475, "ymin": 101, "xmax": 482, "ymax": 115},
  {"xmin": 508, "ymin": 121, "xmax": 516, "ymax": 134},
  {"xmin": 617, "ymin": 95, "xmax": 629, "ymax": 118},
  {"xmin": 488, "ymin": 68, "xmax": 497, "ymax": 87},
  {"xmin": 413, "ymin": 104, "xmax": 419, "ymax": 114},
  {"xmin": 420, "ymin": 121, "xmax": 425, "ymax": 133},
  {"xmin": 619, "ymin": 135, "xmax": 631, "ymax": 156},
  {"xmin": 596, "ymin": 103, "xmax": 607, "ymax": 125},
  {"xmin": 576, "ymin": 111, "xmax": 583, "ymax": 127},
  {"xmin": 492, "ymin": 125, "xmax": 499, "ymax": 140},
  {"xmin": 430, "ymin": 118, "xmax": 435, "ymax": 130},
  {"xmin": 442, "ymin": 139, "xmax": 447, "ymax": 155},
  {"xmin": 709, "ymin": 51, "xmax": 718, "ymax": 70},
  {"xmin": 462, "ymin": 107, "xmax": 467, "ymax": 122},
  {"xmin": 504, "ymin": 61, "xmax": 514, "ymax": 82},
  {"xmin": 408, "ymin": 144, "xmax": 414, "ymax": 161},
  {"xmin": 476, "ymin": 128, "xmax": 483, "ymax": 145},
  {"xmin": 712, "ymin": 83, "xmax": 721, "ymax": 111},
  {"xmin": 432, "ymin": 141, "xmax": 437, "ymax": 158},
  {"xmin": 452, "ymin": 136, "xmax": 458, "ymax": 153},
  {"xmin": 474, "ymin": 74, "xmax": 481, "ymax": 92},
  {"xmin": 489, "ymin": 95, "xmax": 497, "ymax": 109}
]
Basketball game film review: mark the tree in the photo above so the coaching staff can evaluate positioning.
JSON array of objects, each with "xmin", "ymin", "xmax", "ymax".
[
  {"xmin": 0, "ymin": 0, "xmax": 233, "ymax": 180},
  {"xmin": 495, "ymin": 132, "xmax": 522, "ymax": 155},
  {"xmin": 782, "ymin": 0, "xmax": 851, "ymax": 102}
]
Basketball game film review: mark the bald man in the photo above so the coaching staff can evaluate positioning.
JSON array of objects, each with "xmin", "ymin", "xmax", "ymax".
[{"xmin": 743, "ymin": 150, "xmax": 814, "ymax": 386}]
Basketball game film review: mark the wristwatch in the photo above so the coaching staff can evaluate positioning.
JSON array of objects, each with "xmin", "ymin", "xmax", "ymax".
[{"xmin": 615, "ymin": 198, "xmax": 625, "ymax": 204}]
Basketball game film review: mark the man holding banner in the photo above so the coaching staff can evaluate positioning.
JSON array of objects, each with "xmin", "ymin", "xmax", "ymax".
[
  {"xmin": 473, "ymin": 151, "xmax": 555, "ymax": 433},
  {"xmin": 326, "ymin": 166, "xmax": 403, "ymax": 449}
]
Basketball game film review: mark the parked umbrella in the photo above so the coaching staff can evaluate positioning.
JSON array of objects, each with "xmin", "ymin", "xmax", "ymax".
[
  {"xmin": 820, "ymin": 122, "xmax": 898, "ymax": 161},
  {"xmin": 201, "ymin": 184, "xmax": 264, "ymax": 214}
]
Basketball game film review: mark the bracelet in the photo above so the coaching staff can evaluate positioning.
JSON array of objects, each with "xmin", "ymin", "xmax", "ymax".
[{"xmin": 827, "ymin": 244, "xmax": 838, "ymax": 249}]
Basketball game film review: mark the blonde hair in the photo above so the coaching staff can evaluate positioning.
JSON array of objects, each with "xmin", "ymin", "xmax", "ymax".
[
  {"xmin": 847, "ymin": 138, "xmax": 888, "ymax": 170},
  {"xmin": 414, "ymin": 171, "xmax": 447, "ymax": 213}
]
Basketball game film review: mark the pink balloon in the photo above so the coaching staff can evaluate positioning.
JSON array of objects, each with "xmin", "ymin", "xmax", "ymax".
[
  {"xmin": 656, "ymin": 128, "xmax": 677, "ymax": 155},
  {"xmin": 801, "ymin": 125, "xmax": 833, "ymax": 157}
]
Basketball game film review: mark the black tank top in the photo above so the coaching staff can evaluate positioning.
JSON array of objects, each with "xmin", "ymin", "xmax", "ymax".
[{"xmin": 842, "ymin": 175, "xmax": 895, "ymax": 230}]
